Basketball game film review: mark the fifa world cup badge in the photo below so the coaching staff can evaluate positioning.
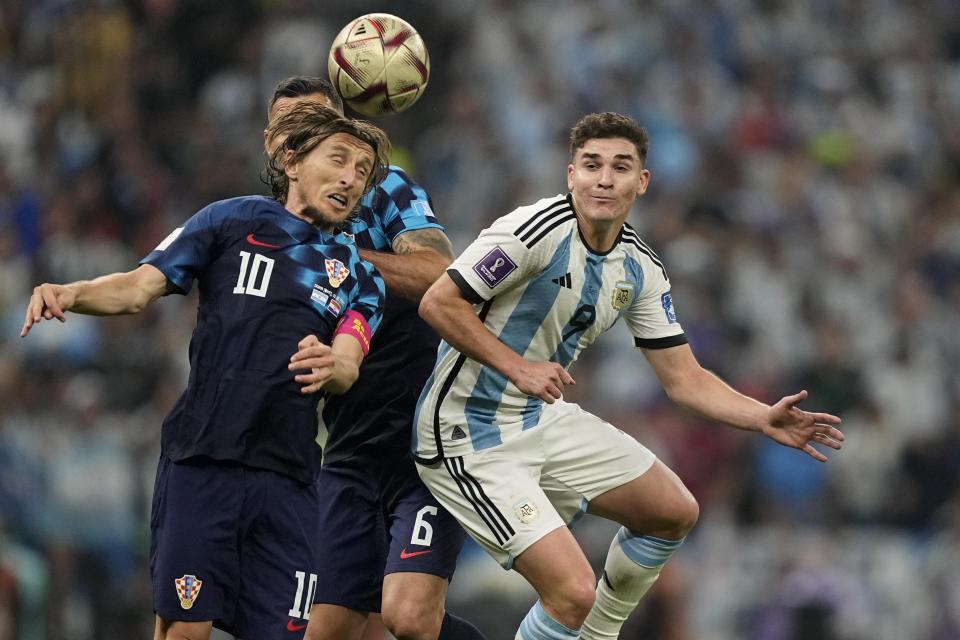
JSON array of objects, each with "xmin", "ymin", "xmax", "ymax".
[
  {"xmin": 613, "ymin": 281, "xmax": 634, "ymax": 310},
  {"xmin": 473, "ymin": 246, "xmax": 517, "ymax": 288},
  {"xmin": 175, "ymin": 574, "xmax": 203, "ymax": 609}
]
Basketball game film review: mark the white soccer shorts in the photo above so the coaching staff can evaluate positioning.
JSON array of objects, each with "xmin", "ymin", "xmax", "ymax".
[{"xmin": 416, "ymin": 399, "xmax": 656, "ymax": 568}]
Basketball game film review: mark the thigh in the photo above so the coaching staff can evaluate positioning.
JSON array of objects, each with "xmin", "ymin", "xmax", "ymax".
[
  {"xmin": 150, "ymin": 456, "xmax": 242, "ymax": 625},
  {"xmin": 155, "ymin": 617, "xmax": 213, "ymax": 640},
  {"xmin": 587, "ymin": 459, "xmax": 697, "ymax": 535},
  {"xmin": 417, "ymin": 433, "xmax": 564, "ymax": 570},
  {"xmin": 383, "ymin": 459, "xmax": 466, "ymax": 580},
  {"xmin": 381, "ymin": 571, "xmax": 448, "ymax": 620},
  {"xmin": 312, "ymin": 462, "xmax": 386, "ymax": 613},
  {"xmin": 226, "ymin": 469, "xmax": 324, "ymax": 639},
  {"xmin": 542, "ymin": 401, "xmax": 656, "ymax": 510}
]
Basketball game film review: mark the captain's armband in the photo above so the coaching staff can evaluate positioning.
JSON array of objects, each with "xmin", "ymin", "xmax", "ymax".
[{"xmin": 335, "ymin": 310, "xmax": 373, "ymax": 355}]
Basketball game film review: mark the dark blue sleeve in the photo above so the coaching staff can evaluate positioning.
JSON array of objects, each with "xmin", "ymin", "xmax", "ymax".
[
  {"xmin": 375, "ymin": 167, "xmax": 444, "ymax": 243},
  {"xmin": 348, "ymin": 258, "xmax": 385, "ymax": 337},
  {"xmin": 139, "ymin": 203, "xmax": 225, "ymax": 294}
]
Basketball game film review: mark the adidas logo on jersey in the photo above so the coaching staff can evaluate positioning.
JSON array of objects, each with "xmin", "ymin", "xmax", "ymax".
[
  {"xmin": 451, "ymin": 426, "xmax": 467, "ymax": 440},
  {"xmin": 551, "ymin": 273, "xmax": 572, "ymax": 289}
]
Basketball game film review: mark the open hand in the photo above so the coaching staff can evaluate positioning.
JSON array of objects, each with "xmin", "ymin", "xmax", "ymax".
[{"xmin": 762, "ymin": 390, "xmax": 844, "ymax": 462}]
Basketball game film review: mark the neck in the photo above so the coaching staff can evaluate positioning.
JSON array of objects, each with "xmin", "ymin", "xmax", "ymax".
[
  {"xmin": 573, "ymin": 210, "xmax": 625, "ymax": 254},
  {"xmin": 284, "ymin": 197, "xmax": 333, "ymax": 232},
  {"xmin": 578, "ymin": 220, "xmax": 621, "ymax": 253}
]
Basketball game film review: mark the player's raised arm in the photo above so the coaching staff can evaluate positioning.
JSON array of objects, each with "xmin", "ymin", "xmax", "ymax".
[
  {"xmin": 419, "ymin": 273, "xmax": 574, "ymax": 403},
  {"xmin": 641, "ymin": 342, "xmax": 843, "ymax": 461},
  {"xmin": 358, "ymin": 227, "xmax": 454, "ymax": 301},
  {"xmin": 21, "ymin": 264, "xmax": 170, "ymax": 337}
]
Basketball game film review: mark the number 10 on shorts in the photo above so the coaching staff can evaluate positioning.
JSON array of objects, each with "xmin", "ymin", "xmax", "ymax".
[{"xmin": 288, "ymin": 570, "xmax": 318, "ymax": 619}]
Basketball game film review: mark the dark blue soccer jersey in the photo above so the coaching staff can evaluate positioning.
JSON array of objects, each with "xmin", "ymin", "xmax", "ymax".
[
  {"xmin": 141, "ymin": 195, "xmax": 384, "ymax": 483},
  {"xmin": 321, "ymin": 166, "xmax": 443, "ymax": 463}
]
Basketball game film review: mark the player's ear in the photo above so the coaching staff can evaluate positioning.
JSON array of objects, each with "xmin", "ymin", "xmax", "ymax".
[
  {"xmin": 566, "ymin": 164, "xmax": 575, "ymax": 191},
  {"xmin": 636, "ymin": 168, "xmax": 651, "ymax": 196},
  {"xmin": 284, "ymin": 149, "xmax": 298, "ymax": 180}
]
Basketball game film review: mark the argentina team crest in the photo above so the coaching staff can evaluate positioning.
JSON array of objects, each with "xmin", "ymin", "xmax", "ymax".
[
  {"xmin": 325, "ymin": 259, "xmax": 350, "ymax": 288},
  {"xmin": 613, "ymin": 281, "xmax": 634, "ymax": 310},
  {"xmin": 175, "ymin": 574, "xmax": 203, "ymax": 610},
  {"xmin": 513, "ymin": 498, "xmax": 540, "ymax": 524}
]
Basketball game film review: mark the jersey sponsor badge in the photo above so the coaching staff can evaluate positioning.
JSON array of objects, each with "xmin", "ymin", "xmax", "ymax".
[
  {"xmin": 174, "ymin": 574, "xmax": 203, "ymax": 609},
  {"xmin": 513, "ymin": 498, "xmax": 540, "ymax": 524},
  {"xmin": 412, "ymin": 199, "xmax": 434, "ymax": 219},
  {"xmin": 661, "ymin": 291, "xmax": 677, "ymax": 324},
  {"xmin": 154, "ymin": 227, "xmax": 183, "ymax": 252},
  {"xmin": 473, "ymin": 246, "xmax": 517, "ymax": 288},
  {"xmin": 613, "ymin": 280, "xmax": 634, "ymax": 310}
]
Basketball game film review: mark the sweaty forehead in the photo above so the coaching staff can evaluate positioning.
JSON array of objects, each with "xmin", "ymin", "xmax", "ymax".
[
  {"xmin": 323, "ymin": 133, "xmax": 375, "ymax": 162},
  {"xmin": 576, "ymin": 137, "xmax": 639, "ymax": 161}
]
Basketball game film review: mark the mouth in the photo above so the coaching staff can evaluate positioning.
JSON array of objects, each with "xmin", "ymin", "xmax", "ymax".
[{"xmin": 327, "ymin": 193, "xmax": 349, "ymax": 210}]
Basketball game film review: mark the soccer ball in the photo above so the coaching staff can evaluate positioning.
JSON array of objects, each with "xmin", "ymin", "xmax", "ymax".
[{"xmin": 327, "ymin": 13, "xmax": 430, "ymax": 117}]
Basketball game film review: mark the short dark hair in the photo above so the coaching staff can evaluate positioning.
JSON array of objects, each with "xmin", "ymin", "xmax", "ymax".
[
  {"xmin": 569, "ymin": 112, "xmax": 649, "ymax": 165},
  {"xmin": 264, "ymin": 102, "xmax": 390, "ymax": 205},
  {"xmin": 269, "ymin": 76, "xmax": 344, "ymax": 115}
]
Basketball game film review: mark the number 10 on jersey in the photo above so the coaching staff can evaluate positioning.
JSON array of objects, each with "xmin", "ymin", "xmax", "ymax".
[{"xmin": 234, "ymin": 251, "xmax": 275, "ymax": 297}]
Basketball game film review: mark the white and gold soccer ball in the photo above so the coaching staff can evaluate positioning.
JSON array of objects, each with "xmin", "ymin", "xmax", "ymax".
[{"xmin": 327, "ymin": 13, "xmax": 430, "ymax": 117}]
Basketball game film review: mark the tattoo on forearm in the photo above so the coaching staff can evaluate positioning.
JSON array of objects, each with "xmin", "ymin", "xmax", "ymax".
[{"xmin": 393, "ymin": 229, "xmax": 455, "ymax": 259}]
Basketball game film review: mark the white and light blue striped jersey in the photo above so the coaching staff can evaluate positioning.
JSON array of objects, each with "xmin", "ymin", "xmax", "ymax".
[{"xmin": 413, "ymin": 193, "xmax": 687, "ymax": 462}]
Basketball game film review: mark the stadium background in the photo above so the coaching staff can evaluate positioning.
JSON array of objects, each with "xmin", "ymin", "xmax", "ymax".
[{"xmin": 1, "ymin": 0, "xmax": 959, "ymax": 638}]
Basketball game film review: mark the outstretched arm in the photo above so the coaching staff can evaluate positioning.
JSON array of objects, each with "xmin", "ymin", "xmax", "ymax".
[
  {"xmin": 21, "ymin": 264, "xmax": 170, "ymax": 337},
  {"xmin": 642, "ymin": 343, "xmax": 844, "ymax": 461},
  {"xmin": 419, "ymin": 273, "xmax": 575, "ymax": 403},
  {"xmin": 358, "ymin": 228, "xmax": 454, "ymax": 301}
]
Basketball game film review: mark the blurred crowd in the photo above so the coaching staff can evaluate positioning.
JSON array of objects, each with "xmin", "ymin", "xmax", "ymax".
[{"xmin": 1, "ymin": 0, "xmax": 959, "ymax": 638}]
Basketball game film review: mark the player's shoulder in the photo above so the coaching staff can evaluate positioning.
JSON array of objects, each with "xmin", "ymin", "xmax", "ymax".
[
  {"xmin": 363, "ymin": 164, "xmax": 434, "ymax": 219},
  {"xmin": 379, "ymin": 164, "xmax": 415, "ymax": 185},
  {"xmin": 372, "ymin": 165, "xmax": 427, "ymax": 199},
  {"xmin": 620, "ymin": 221, "xmax": 668, "ymax": 279},
  {"xmin": 201, "ymin": 195, "xmax": 282, "ymax": 222},
  {"xmin": 500, "ymin": 193, "xmax": 577, "ymax": 248},
  {"xmin": 329, "ymin": 229, "xmax": 360, "ymax": 253}
]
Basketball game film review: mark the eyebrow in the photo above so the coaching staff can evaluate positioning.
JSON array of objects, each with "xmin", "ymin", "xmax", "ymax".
[
  {"xmin": 581, "ymin": 152, "xmax": 636, "ymax": 162},
  {"xmin": 330, "ymin": 144, "xmax": 374, "ymax": 168}
]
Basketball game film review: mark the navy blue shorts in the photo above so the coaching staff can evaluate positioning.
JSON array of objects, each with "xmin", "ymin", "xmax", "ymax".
[
  {"xmin": 313, "ymin": 455, "xmax": 466, "ymax": 612},
  {"xmin": 150, "ymin": 455, "xmax": 321, "ymax": 637}
]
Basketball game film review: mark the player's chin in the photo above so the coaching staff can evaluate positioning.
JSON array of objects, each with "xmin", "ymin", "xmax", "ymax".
[{"xmin": 316, "ymin": 205, "xmax": 353, "ymax": 229}]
